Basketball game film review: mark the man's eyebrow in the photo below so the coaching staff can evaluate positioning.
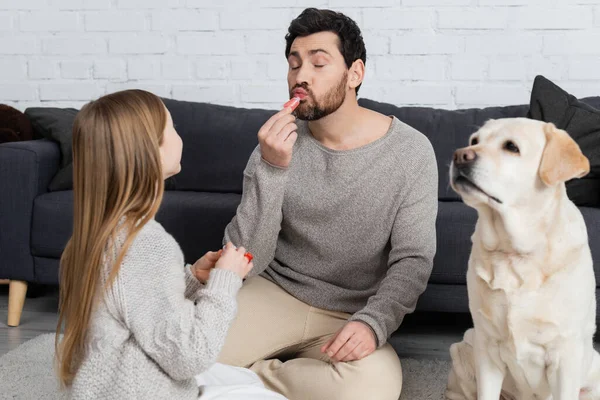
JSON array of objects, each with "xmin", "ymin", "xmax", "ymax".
[
  {"xmin": 309, "ymin": 49, "xmax": 330, "ymax": 56},
  {"xmin": 288, "ymin": 49, "xmax": 331, "ymax": 58}
]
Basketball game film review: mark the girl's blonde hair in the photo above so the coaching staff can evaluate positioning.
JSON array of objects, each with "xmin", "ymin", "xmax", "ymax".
[{"xmin": 55, "ymin": 89, "xmax": 168, "ymax": 387}]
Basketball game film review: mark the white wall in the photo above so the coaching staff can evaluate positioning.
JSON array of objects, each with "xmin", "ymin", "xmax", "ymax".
[{"xmin": 1, "ymin": 0, "xmax": 599, "ymax": 111}]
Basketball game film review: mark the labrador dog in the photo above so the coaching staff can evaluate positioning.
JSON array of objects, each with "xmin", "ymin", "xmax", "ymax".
[{"xmin": 445, "ymin": 118, "xmax": 600, "ymax": 400}]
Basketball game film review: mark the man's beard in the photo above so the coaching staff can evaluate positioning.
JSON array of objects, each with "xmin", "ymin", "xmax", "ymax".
[{"xmin": 294, "ymin": 72, "xmax": 348, "ymax": 121}]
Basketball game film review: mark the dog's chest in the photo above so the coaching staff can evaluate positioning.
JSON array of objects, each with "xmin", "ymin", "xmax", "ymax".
[
  {"xmin": 475, "ymin": 252, "xmax": 546, "ymax": 292},
  {"xmin": 470, "ymin": 254, "xmax": 563, "ymax": 394},
  {"xmin": 471, "ymin": 254, "xmax": 561, "ymax": 356}
]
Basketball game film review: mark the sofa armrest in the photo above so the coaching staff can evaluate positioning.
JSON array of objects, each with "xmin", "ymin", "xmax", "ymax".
[{"xmin": 0, "ymin": 139, "xmax": 61, "ymax": 281}]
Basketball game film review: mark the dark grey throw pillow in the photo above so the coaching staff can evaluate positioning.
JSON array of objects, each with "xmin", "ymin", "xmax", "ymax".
[
  {"xmin": 527, "ymin": 76, "xmax": 600, "ymax": 208},
  {"xmin": 24, "ymin": 107, "xmax": 78, "ymax": 191}
]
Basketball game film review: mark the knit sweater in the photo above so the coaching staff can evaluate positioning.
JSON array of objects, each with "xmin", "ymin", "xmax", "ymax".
[
  {"xmin": 68, "ymin": 219, "xmax": 242, "ymax": 399},
  {"xmin": 224, "ymin": 117, "xmax": 438, "ymax": 346}
]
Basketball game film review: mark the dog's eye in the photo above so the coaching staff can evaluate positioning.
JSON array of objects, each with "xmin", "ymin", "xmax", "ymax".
[
  {"xmin": 470, "ymin": 137, "xmax": 478, "ymax": 146},
  {"xmin": 503, "ymin": 141, "xmax": 520, "ymax": 154}
]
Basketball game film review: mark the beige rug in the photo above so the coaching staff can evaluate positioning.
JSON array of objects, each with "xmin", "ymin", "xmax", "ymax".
[{"xmin": 0, "ymin": 334, "xmax": 451, "ymax": 399}]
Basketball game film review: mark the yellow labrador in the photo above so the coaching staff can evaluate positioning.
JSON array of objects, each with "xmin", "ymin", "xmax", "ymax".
[{"xmin": 445, "ymin": 118, "xmax": 600, "ymax": 400}]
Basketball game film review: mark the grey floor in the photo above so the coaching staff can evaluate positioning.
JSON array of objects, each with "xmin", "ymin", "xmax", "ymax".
[
  {"xmin": 0, "ymin": 283, "xmax": 472, "ymax": 360},
  {"xmin": 0, "ymin": 285, "xmax": 61, "ymax": 357}
]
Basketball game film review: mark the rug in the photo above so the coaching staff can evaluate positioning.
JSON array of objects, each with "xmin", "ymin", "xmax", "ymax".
[{"xmin": 0, "ymin": 334, "xmax": 451, "ymax": 399}]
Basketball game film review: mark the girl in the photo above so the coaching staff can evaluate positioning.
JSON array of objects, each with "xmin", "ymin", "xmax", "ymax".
[{"xmin": 55, "ymin": 89, "xmax": 277, "ymax": 399}]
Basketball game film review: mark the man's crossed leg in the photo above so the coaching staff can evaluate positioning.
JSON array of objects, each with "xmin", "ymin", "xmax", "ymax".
[{"xmin": 218, "ymin": 276, "xmax": 403, "ymax": 400}]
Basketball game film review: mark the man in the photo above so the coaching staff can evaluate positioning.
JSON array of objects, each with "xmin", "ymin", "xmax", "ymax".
[{"xmin": 218, "ymin": 8, "xmax": 438, "ymax": 400}]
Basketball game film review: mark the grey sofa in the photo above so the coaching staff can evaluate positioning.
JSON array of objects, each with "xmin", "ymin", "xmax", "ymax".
[{"xmin": 1, "ymin": 96, "xmax": 599, "ymax": 345}]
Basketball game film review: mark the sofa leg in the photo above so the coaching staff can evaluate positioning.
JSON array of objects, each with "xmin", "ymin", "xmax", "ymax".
[{"xmin": 7, "ymin": 280, "xmax": 27, "ymax": 327}]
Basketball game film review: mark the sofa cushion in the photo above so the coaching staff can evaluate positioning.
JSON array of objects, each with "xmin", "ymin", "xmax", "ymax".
[
  {"xmin": 30, "ymin": 192, "xmax": 600, "ymax": 287},
  {"xmin": 31, "ymin": 195, "xmax": 479, "ymax": 284},
  {"xmin": 581, "ymin": 207, "xmax": 600, "ymax": 281},
  {"xmin": 527, "ymin": 76, "xmax": 600, "ymax": 208},
  {"xmin": 31, "ymin": 190, "xmax": 74, "ymax": 258},
  {"xmin": 31, "ymin": 190, "xmax": 241, "ymax": 264},
  {"xmin": 429, "ymin": 202, "xmax": 600, "ymax": 285},
  {"xmin": 33, "ymin": 194, "xmax": 477, "ymax": 282},
  {"xmin": 429, "ymin": 202, "xmax": 476, "ymax": 284}
]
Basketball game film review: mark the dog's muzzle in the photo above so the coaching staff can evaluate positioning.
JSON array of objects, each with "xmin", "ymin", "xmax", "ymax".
[{"xmin": 450, "ymin": 148, "xmax": 503, "ymax": 204}]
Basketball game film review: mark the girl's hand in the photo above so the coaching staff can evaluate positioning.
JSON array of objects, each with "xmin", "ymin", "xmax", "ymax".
[
  {"xmin": 192, "ymin": 250, "xmax": 222, "ymax": 283},
  {"xmin": 215, "ymin": 242, "xmax": 254, "ymax": 279}
]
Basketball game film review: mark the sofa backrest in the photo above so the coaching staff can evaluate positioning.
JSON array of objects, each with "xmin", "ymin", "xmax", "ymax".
[
  {"xmin": 360, "ymin": 96, "xmax": 600, "ymax": 200},
  {"xmin": 162, "ymin": 98, "xmax": 274, "ymax": 194},
  {"xmin": 358, "ymin": 99, "xmax": 532, "ymax": 200},
  {"xmin": 127, "ymin": 96, "xmax": 600, "ymax": 199}
]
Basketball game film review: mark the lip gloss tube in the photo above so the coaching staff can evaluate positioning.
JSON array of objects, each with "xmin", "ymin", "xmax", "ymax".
[{"xmin": 283, "ymin": 97, "xmax": 301, "ymax": 111}]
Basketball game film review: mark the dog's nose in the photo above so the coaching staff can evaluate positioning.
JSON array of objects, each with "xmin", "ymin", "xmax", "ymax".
[{"xmin": 453, "ymin": 148, "xmax": 477, "ymax": 165}]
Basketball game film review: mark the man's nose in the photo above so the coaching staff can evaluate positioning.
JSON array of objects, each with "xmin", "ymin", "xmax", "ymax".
[
  {"xmin": 453, "ymin": 148, "xmax": 477, "ymax": 166},
  {"xmin": 294, "ymin": 65, "xmax": 311, "ymax": 86}
]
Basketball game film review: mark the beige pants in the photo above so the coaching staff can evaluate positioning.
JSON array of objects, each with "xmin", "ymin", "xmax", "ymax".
[{"xmin": 218, "ymin": 276, "xmax": 403, "ymax": 400}]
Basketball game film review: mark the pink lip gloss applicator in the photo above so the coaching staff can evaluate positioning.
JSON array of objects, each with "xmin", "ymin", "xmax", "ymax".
[{"xmin": 283, "ymin": 97, "xmax": 301, "ymax": 111}]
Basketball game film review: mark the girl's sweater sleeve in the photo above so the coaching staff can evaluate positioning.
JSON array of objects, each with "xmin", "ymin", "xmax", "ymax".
[
  {"xmin": 115, "ymin": 227, "xmax": 242, "ymax": 381},
  {"xmin": 183, "ymin": 263, "xmax": 203, "ymax": 299}
]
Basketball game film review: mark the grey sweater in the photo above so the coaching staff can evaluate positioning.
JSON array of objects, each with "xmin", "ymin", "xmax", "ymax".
[
  {"xmin": 68, "ymin": 219, "xmax": 242, "ymax": 399},
  {"xmin": 224, "ymin": 117, "xmax": 438, "ymax": 346}
]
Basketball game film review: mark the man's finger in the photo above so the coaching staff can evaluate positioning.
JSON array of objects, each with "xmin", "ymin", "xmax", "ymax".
[
  {"xmin": 341, "ymin": 343, "xmax": 365, "ymax": 362},
  {"xmin": 267, "ymin": 114, "xmax": 295, "ymax": 140},
  {"xmin": 258, "ymin": 108, "xmax": 292, "ymax": 138},
  {"xmin": 320, "ymin": 335, "xmax": 335, "ymax": 354},
  {"xmin": 324, "ymin": 330, "xmax": 352, "ymax": 359},
  {"xmin": 260, "ymin": 111, "xmax": 294, "ymax": 140},
  {"xmin": 332, "ymin": 338, "xmax": 360, "ymax": 362},
  {"xmin": 284, "ymin": 130, "xmax": 298, "ymax": 144},
  {"xmin": 275, "ymin": 121, "xmax": 297, "ymax": 141}
]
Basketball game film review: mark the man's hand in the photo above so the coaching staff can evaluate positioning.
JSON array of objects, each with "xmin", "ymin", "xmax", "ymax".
[
  {"xmin": 258, "ymin": 107, "xmax": 298, "ymax": 168},
  {"xmin": 191, "ymin": 250, "xmax": 222, "ymax": 283},
  {"xmin": 321, "ymin": 321, "xmax": 377, "ymax": 363}
]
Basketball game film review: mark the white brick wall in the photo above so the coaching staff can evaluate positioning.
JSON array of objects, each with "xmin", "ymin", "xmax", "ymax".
[{"xmin": 1, "ymin": 0, "xmax": 600, "ymax": 111}]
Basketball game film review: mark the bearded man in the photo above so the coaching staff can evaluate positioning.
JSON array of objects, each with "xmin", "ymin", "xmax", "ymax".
[{"xmin": 218, "ymin": 8, "xmax": 438, "ymax": 400}]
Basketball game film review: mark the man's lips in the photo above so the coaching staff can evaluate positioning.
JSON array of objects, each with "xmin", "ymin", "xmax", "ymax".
[{"xmin": 292, "ymin": 89, "xmax": 308, "ymax": 99}]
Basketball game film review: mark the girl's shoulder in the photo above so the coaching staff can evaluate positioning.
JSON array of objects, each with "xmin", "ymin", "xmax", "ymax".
[{"xmin": 124, "ymin": 219, "xmax": 185, "ymax": 268}]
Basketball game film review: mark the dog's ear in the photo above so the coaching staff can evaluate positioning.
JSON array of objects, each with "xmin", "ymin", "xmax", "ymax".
[{"xmin": 539, "ymin": 123, "xmax": 590, "ymax": 186}]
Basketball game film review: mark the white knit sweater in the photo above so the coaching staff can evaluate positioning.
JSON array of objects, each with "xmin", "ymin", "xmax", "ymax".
[{"xmin": 67, "ymin": 219, "xmax": 242, "ymax": 399}]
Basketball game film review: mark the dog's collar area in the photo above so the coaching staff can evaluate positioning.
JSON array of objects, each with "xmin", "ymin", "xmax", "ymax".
[{"xmin": 454, "ymin": 175, "xmax": 503, "ymax": 204}]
